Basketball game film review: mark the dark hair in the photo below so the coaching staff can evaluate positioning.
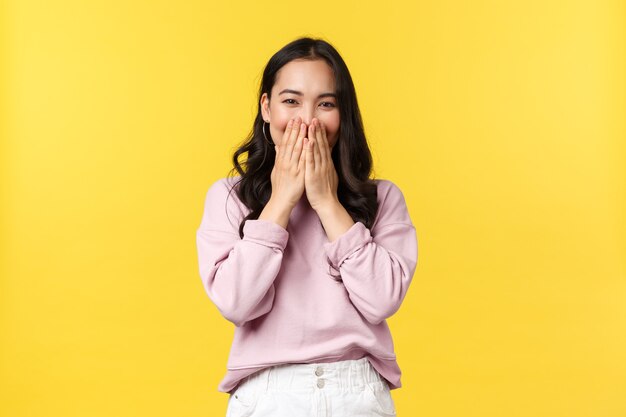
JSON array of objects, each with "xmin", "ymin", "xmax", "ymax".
[{"xmin": 227, "ymin": 36, "xmax": 379, "ymax": 238}]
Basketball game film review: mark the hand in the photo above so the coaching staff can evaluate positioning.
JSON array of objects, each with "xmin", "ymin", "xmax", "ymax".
[
  {"xmin": 304, "ymin": 118, "xmax": 339, "ymax": 211},
  {"xmin": 269, "ymin": 116, "xmax": 308, "ymax": 210}
]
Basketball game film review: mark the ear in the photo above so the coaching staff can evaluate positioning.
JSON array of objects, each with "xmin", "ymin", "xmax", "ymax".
[{"xmin": 260, "ymin": 93, "xmax": 271, "ymax": 122}]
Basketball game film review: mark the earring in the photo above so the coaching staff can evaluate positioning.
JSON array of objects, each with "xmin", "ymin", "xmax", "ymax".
[{"xmin": 262, "ymin": 121, "xmax": 274, "ymax": 146}]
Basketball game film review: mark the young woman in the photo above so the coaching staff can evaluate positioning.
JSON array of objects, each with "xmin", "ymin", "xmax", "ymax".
[{"xmin": 196, "ymin": 37, "xmax": 418, "ymax": 417}]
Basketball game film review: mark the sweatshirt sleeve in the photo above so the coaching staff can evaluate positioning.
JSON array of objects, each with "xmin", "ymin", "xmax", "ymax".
[
  {"xmin": 322, "ymin": 180, "xmax": 418, "ymax": 325},
  {"xmin": 195, "ymin": 178, "xmax": 289, "ymax": 327}
]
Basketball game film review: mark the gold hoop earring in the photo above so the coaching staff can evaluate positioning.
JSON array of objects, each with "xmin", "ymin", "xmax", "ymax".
[{"xmin": 262, "ymin": 121, "xmax": 274, "ymax": 146}]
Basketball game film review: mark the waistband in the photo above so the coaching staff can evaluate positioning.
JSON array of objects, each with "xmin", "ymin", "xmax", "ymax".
[{"xmin": 235, "ymin": 356, "xmax": 388, "ymax": 394}]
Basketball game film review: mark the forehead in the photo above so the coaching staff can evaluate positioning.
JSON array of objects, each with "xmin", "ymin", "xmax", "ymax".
[{"xmin": 274, "ymin": 59, "xmax": 336, "ymax": 92}]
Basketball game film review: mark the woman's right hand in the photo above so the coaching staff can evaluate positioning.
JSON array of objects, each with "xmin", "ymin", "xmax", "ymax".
[{"xmin": 269, "ymin": 116, "xmax": 308, "ymax": 210}]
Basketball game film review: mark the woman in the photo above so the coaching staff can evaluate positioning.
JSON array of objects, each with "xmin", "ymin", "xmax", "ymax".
[{"xmin": 196, "ymin": 36, "xmax": 418, "ymax": 417}]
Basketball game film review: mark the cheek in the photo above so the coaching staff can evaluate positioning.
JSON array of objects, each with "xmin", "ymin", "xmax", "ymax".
[
  {"xmin": 326, "ymin": 123, "xmax": 339, "ymax": 137},
  {"xmin": 279, "ymin": 117, "xmax": 298, "ymax": 136},
  {"xmin": 273, "ymin": 110, "xmax": 293, "ymax": 131},
  {"xmin": 322, "ymin": 118, "xmax": 340, "ymax": 143},
  {"xmin": 323, "ymin": 113, "xmax": 340, "ymax": 132},
  {"xmin": 269, "ymin": 120, "xmax": 294, "ymax": 146}
]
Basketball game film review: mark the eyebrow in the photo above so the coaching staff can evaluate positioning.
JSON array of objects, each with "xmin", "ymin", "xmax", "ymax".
[{"xmin": 278, "ymin": 89, "xmax": 337, "ymax": 99}]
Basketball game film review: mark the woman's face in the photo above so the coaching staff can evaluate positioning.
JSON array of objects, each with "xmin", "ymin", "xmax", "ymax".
[{"xmin": 261, "ymin": 59, "xmax": 340, "ymax": 149}]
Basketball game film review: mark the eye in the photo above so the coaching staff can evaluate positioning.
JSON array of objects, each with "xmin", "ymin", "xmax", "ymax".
[{"xmin": 282, "ymin": 99, "xmax": 336, "ymax": 108}]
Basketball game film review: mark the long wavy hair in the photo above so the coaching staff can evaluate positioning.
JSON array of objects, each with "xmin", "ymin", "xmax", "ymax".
[{"xmin": 226, "ymin": 37, "xmax": 379, "ymax": 239}]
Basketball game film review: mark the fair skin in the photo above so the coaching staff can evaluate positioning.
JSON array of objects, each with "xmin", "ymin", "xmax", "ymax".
[{"xmin": 258, "ymin": 58, "xmax": 355, "ymax": 242}]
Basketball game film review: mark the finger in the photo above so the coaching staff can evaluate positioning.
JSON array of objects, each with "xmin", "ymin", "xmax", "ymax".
[
  {"xmin": 298, "ymin": 138, "xmax": 308, "ymax": 172},
  {"xmin": 312, "ymin": 128, "xmax": 321, "ymax": 170},
  {"xmin": 286, "ymin": 117, "xmax": 304, "ymax": 160},
  {"xmin": 278, "ymin": 119, "xmax": 294, "ymax": 163},
  {"xmin": 305, "ymin": 127, "xmax": 315, "ymax": 171},
  {"xmin": 291, "ymin": 122, "xmax": 306, "ymax": 166},
  {"xmin": 316, "ymin": 119, "xmax": 331, "ymax": 165},
  {"xmin": 312, "ymin": 120, "xmax": 324, "ymax": 170}
]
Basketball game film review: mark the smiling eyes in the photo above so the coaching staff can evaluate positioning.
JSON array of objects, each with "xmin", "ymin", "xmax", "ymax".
[{"xmin": 282, "ymin": 98, "xmax": 336, "ymax": 108}]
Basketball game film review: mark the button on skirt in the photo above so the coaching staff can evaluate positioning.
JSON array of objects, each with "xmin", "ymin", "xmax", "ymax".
[{"xmin": 226, "ymin": 356, "xmax": 397, "ymax": 417}]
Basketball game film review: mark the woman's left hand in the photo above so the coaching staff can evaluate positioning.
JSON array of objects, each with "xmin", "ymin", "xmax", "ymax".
[{"xmin": 304, "ymin": 118, "xmax": 339, "ymax": 212}]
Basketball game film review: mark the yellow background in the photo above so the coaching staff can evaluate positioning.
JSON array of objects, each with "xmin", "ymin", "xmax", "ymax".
[{"xmin": 1, "ymin": 0, "xmax": 625, "ymax": 416}]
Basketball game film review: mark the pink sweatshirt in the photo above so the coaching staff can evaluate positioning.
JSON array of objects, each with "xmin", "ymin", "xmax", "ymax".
[{"xmin": 195, "ymin": 176, "xmax": 418, "ymax": 394}]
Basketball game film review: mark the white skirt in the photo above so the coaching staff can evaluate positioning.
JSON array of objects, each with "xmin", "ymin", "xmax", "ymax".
[{"xmin": 226, "ymin": 356, "xmax": 397, "ymax": 417}]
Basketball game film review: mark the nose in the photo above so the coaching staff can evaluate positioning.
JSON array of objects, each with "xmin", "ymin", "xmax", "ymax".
[{"xmin": 296, "ymin": 106, "xmax": 316, "ymax": 127}]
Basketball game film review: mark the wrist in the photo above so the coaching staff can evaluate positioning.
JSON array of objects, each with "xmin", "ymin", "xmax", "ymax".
[
  {"xmin": 312, "ymin": 197, "xmax": 340, "ymax": 216},
  {"xmin": 259, "ymin": 198, "xmax": 293, "ymax": 229}
]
